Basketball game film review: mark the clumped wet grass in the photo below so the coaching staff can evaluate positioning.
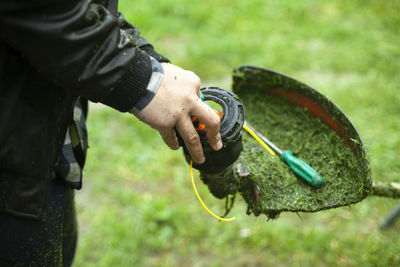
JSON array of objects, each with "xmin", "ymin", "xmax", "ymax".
[{"xmin": 236, "ymin": 92, "xmax": 369, "ymax": 219}]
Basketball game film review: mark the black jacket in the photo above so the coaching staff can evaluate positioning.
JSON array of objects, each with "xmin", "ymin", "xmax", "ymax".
[{"xmin": 0, "ymin": 0, "xmax": 168, "ymax": 219}]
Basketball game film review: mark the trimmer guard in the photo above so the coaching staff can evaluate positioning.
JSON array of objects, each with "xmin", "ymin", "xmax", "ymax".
[{"xmin": 232, "ymin": 65, "xmax": 372, "ymax": 217}]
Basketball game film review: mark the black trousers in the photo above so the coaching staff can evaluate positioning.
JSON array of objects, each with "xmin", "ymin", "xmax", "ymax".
[{"xmin": 0, "ymin": 179, "xmax": 77, "ymax": 266}]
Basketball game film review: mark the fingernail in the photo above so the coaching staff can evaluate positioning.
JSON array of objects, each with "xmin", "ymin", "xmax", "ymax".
[
  {"xmin": 216, "ymin": 140, "xmax": 223, "ymax": 150},
  {"xmin": 198, "ymin": 156, "xmax": 205, "ymax": 164}
]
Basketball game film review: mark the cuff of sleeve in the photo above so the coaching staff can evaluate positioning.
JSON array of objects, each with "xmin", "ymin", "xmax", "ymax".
[
  {"xmin": 140, "ymin": 44, "xmax": 170, "ymax": 63},
  {"xmin": 102, "ymin": 49, "xmax": 153, "ymax": 112},
  {"xmin": 129, "ymin": 57, "xmax": 164, "ymax": 114}
]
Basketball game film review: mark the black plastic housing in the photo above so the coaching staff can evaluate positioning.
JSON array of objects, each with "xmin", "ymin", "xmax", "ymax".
[{"xmin": 179, "ymin": 87, "xmax": 245, "ymax": 198}]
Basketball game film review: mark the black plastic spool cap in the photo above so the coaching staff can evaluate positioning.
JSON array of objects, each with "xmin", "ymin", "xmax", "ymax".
[{"xmin": 180, "ymin": 87, "xmax": 245, "ymax": 174}]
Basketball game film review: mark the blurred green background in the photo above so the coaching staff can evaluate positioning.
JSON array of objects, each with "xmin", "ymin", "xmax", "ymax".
[{"xmin": 73, "ymin": 0, "xmax": 400, "ymax": 266}]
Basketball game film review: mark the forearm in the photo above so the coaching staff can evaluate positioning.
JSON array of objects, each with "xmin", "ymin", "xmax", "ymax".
[
  {"xmin": 0, "ymin": 0, "xmax": 154, "ymax": 112},
  {"xmin": 116, "ymin": 12, "xmax": 170, "ymax": 63}
]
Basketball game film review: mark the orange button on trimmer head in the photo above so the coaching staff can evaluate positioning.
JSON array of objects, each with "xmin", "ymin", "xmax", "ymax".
[{"xmin": 192, "ymin": 110, "xmax": 223, "ymax": 131}]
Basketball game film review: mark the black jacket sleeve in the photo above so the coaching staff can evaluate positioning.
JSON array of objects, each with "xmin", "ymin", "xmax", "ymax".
[
  {"xmin": 116, "ymin": 12, "xmax": 170, "ymax": 64},
  {"xmin": 0, "ymin": 0, "xmax": 157, "ymax": 112}
]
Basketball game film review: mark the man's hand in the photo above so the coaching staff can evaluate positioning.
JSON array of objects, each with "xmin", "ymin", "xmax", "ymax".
[{"xmin": 135, "ymin": 63, "xmax": 222, "ymax": 164}]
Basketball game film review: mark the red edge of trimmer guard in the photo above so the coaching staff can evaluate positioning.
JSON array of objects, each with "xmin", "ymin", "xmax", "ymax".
[{"xmin": 267, "ymin": 89, "xmax": 354, "ymax": 150}]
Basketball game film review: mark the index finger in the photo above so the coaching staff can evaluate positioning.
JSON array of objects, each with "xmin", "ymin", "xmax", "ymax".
[
  {"xmin": 191, "ymin": 98, "xmax": 222, "ymax": 151},
  {"xmin": 176, "ymin": 115, "xmax": 205, "ymax": 164}
]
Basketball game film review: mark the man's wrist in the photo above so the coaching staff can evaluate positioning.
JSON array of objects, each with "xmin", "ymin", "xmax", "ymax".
[
  {"xmin": 101, "ymin": 49, "xmax": 153, "ymax": 112},
  {"xmin": 129, "ymin": 57, "xmax": 164, "ymax": 114}
]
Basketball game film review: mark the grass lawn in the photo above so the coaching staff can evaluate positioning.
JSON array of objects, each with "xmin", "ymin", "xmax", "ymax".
[{"xmin": 73, "ymin": 0, "xmax": 400, "ymax": 266}]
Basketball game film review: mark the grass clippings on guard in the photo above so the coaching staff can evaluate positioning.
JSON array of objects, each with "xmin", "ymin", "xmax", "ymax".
[{"xmin": 235, "ymin": 91, "xmax": 370, "ymax": 219}]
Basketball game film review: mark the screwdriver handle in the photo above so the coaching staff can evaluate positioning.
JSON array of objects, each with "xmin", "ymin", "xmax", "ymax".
[{"xmin": 280, "ymin": 150, "xmax": 325, "ymax": 188}]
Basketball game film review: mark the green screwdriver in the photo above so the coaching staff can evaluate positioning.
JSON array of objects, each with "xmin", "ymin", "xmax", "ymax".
[{"xmin": 243, "ymin": 122, "xmax": 325, "ymax": 188}]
